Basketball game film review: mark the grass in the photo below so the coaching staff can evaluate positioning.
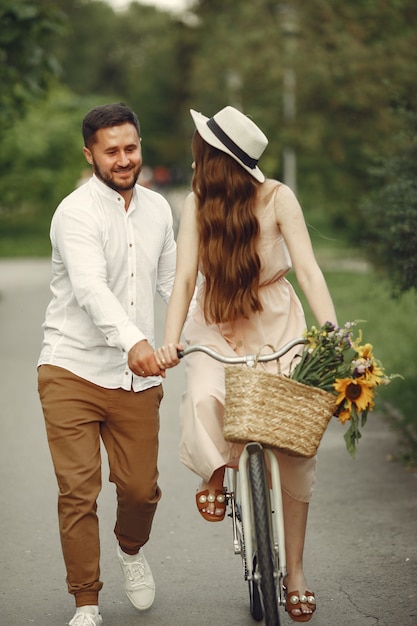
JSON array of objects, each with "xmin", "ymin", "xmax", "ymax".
[{"xmin": 0, "ymin": 209, "xmax": 52, "ymax": 257}]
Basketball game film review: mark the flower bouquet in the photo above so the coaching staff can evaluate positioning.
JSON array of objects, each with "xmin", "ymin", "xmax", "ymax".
[{"xmin": 290, "ymin": 321, "xmax": 396, "ymax": 457}]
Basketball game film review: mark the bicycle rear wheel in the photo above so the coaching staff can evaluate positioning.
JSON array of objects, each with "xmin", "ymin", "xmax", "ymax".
[{"xmin": 248, "ymin": 444, "xmax": 280, "ymax": 626}]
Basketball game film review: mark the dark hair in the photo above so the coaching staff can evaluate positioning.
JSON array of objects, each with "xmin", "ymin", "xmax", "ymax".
[{"xmin": 82, "ymin": 102, "xmax": 141, "ymax": 148}]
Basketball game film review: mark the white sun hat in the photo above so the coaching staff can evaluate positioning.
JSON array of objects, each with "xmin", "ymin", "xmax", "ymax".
[{"xmin": 190, "ymin": 106, "xmax": 268, "ymax": 182}]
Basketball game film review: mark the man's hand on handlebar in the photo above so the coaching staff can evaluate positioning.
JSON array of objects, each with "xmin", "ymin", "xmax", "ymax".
[{"xmin": 128, "ymin": 339, "xmax": 166, "ymax": 378}]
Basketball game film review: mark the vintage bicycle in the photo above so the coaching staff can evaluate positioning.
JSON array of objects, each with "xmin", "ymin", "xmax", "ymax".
[{"xmin": 179, "ymin": 337, "xmax": 331, "ymax": 626}]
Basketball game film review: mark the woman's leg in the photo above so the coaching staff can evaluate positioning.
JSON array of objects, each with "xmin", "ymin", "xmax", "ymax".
[
  {"xmin": 282, "ymin": 491, "xmax": 314, "ymax": 618},
  {"xmin": 272, "ymin": 451, "xmax": 317, "ymax": 618}
]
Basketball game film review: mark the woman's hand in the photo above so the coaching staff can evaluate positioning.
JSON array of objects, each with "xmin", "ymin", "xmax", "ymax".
[{"xmin": 154, "ymin": 343, "xmax": 184, "ymax": 370}]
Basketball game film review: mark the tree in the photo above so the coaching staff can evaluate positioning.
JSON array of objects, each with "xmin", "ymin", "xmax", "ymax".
[{"xmin": 0, "ymin": 0, "xmax": 65, "ymax": 130}]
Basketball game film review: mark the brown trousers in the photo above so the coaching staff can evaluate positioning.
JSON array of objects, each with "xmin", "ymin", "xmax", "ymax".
[{"xmin": 38, "ymin": 365, "xmax": 163, "ymax": 607}]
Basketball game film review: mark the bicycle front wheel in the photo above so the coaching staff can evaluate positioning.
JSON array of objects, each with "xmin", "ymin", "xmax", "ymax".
[{"xmin": 248, "ymin": 444, "xmax": 280, "ymax": 626}]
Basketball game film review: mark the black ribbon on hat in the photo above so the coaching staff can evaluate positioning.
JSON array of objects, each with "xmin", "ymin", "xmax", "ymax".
[{"xmin": 207, "ymin": 118, "xmax": 258, "ymax": 169}]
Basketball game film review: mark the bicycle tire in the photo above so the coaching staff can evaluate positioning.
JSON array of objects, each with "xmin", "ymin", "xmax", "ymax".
[{"xmin": 248, "ymin": 445, "xmax": 280, "ymax": 626}]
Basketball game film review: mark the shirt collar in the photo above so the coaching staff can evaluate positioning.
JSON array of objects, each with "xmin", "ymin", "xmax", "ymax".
[
  {"xmin": 91, "ymin": 174, "xmax": 123, "ymax": 201},
  {"xmin": 91, "ymin": 174, "xmax": 138, "ymax": 213}
]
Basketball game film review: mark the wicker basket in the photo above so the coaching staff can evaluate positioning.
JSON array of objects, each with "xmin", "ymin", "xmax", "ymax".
[{"xmin": 223, "ymin": 365, "xmax": 337, "ymax": 458}]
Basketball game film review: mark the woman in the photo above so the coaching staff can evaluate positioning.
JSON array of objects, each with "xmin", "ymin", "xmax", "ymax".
[{"xmin": 154, "ymin": 106, "xmax": 337, "ymax": 622}]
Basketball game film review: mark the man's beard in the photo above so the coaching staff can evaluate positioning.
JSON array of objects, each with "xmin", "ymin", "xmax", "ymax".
[{"xmin": 92, "ymin": 160, "xmax": 141, "ymax": 193}]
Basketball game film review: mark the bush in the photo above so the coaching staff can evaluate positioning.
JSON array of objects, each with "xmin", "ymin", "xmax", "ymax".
[{"xmin": 362, "ymin": 109, "xmax": 417, "ymax": 297}]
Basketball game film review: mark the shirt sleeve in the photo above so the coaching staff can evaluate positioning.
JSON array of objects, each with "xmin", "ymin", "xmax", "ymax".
[{"xmin": 156, "ymin": 212, "xmax": 177, "ymax": 305}]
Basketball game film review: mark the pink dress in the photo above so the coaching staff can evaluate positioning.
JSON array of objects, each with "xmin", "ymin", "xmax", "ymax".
[{"xmin": 179, "ymin": 183, "xmax": 317, "ymax": 502}]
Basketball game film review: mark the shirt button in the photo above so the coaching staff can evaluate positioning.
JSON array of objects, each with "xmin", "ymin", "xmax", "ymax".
[
  {"xmin": 129, "ymin": 243, "xmax": 133, "ymax": 247},
  {"xmin": 131, "ymin": 272, "xmax": 134, "ymax": 277},
  {"xmin": 125, "ymin": 371, "xmax": 129, "ymax": 376},
  {"xmin": 131, "ymin": 301, "xmax": 134, "ymax": 306},
  {"xmin": 236, "ymin": 340, "xmax": 243, "ymax": 347}
]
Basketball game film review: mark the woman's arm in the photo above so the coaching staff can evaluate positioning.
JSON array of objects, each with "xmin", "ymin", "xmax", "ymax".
[
  {"xmin": 276, "ymin": 185, "xmax": 338, "ymax": 327},
  {"xmin": 155, "ymin": 193, "xmax": 199, "ymax": 367}
]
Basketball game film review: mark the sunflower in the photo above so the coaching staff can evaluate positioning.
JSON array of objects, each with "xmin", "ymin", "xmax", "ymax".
[
  {"xmin": 334, "ymin": 377, "xmax": 375, "ymax": 413},
  {"xmin": 291, "ymin": 321, "xmax": 396, "ymax": 457},
  {"xmin": 353, "ymin": 357, "xmax": 386, "ymax": 387}
]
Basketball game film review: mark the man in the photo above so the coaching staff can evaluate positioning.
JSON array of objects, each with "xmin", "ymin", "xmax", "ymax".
[{"xmin": 37, "ymin": 102, "xmax": 176, "ymax": 626}]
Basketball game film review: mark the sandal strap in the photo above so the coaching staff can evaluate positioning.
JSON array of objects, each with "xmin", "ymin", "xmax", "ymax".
[
  {"xmin": 286, "ymin": 590, "xmax": 316, "ymax": 612},
  {"xmin": 196, "ymin": 489, "xmax": 226, "ymax": 511}
]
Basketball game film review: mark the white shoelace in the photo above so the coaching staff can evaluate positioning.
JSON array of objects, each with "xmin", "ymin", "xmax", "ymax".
[{"xmin": 124, "ymin": 560, "xmax": 145, "ymax": 585}]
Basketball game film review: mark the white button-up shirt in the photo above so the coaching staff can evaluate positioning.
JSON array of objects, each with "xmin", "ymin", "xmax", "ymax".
[{"xmin": 38, "ymin": 175, "xmax": 176, "ymax": 391}]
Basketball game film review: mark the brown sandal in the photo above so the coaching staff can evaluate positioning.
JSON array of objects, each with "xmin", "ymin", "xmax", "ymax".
[
  {"xmin": 195, "ymin": 489, "xmax": 226, "ymax": 522},
  {"xmin": 285, "ymin": 590, "xmax": 316, "ymax": 622}
]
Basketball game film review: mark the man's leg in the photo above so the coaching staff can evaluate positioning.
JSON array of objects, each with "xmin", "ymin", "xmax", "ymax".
[
  {"xmin": 101, "ymin": 384, "xmax": 163, "ymax": 553},
  {"xmin": 100, "ymin": 384, "xmax": 162, "ymax": 611},
  {"xmin": 38, "ymin": 365, "xmax": 104, "ymax": 607}
]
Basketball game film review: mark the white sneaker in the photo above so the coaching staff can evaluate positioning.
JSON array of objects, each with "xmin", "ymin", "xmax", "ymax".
[
  {"xmin": 116, "ymin": 544, "xmax": 155, "ymax": 611},
  {"xmin": 69, "ymin": 608, "xmax": 103, "ymax": 626}
]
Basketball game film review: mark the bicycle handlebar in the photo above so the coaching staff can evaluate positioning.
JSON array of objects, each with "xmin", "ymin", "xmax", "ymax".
[{"xmin": 177, "ymin": 337, "xmax": 307, "ymax": 367}]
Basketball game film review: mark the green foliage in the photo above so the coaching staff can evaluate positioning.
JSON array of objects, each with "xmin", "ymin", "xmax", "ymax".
[
  {"xmin": 361, "ymin": 109, "xmax": 417, "ymax": 296},
  {"xmin": 283, "ymin": 0, "xmax": 416, "ymax": 230},
  {"xmin": 0, "ymin": 0, "xmax": 65, "ymax": 129},
  {"xmin": 0, "ymin": 88, "xmax": 99, "ymax": 216}
]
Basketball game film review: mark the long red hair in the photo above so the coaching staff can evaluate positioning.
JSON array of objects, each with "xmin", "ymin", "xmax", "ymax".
[{"xmin": 191, "ymin": 131, "xmax": 263, "ymax": 324}]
